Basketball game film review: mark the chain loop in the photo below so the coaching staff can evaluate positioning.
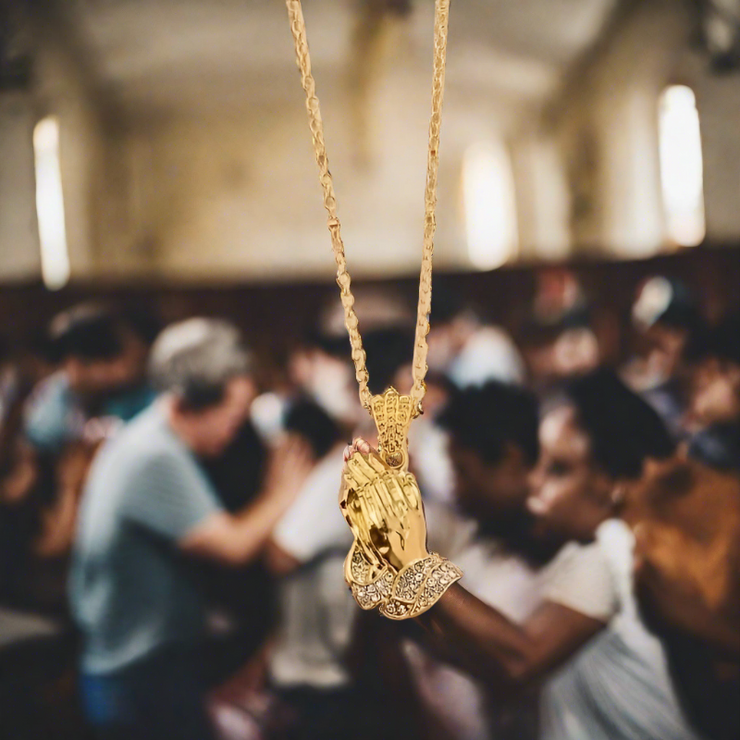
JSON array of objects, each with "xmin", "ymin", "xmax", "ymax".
[{"xmin": 286, "ymin": 0, "xmax": 450, "ymax": 413}]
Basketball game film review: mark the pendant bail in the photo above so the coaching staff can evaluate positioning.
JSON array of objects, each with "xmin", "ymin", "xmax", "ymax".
[{"xmin": 369, "ymin": 387, "xmax": 416, "ymax": 469}]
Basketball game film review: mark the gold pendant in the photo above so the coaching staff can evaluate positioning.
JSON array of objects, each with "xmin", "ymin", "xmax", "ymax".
[{"xmin": 339, "ymin": 388, "xmax": 462, "ymax": 620}]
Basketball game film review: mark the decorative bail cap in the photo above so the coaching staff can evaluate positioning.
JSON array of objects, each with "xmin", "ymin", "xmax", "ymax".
[{"xmin": 370, "ymin": 387, "xmax": 417, "ymax": 469}]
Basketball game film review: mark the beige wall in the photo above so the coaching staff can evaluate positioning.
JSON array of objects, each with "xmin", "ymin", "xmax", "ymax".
[
  {"xmin": 2, "ymin": 0, "xmax": 740, "ymax": 285},
  {"xmin": 0, "ymin": 92, "xmax": 40, "ymax": 281},
  {"xmin": 105, "ymin": 75, "xmax": 499, "ymax": 282},
  {"xmin": 0, "ymin": 8, "xmax": 108, "ymax": 285},
  {"xmin": 511, "ymin": 128, "xmax": 571, "ymax": 262},
  {"xmin": 690, "ymin": 55, "xmax": 740, "ymax": 243},
  {"xmin": 33, "ymin": 34, "xmax": 106, "ymax": 278},
  {"xmin": 515, "ymin": 0, "xmax": 740, "ymax": 260}
]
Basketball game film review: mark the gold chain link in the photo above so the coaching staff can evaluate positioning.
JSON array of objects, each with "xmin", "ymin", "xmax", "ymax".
[{"xmin": 286, "ymin": 0, "xmax": 450, "ymax": 414}]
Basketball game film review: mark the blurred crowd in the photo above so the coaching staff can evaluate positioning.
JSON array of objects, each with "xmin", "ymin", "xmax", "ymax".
[{"xmin": 0, "ymin": 270, "xmax": 739, "ymax": 740}]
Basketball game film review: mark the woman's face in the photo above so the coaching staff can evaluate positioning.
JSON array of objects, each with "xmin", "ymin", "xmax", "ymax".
[{"xmin": 527, "ymin": 405, "xmax": 613, "ymax": 543}]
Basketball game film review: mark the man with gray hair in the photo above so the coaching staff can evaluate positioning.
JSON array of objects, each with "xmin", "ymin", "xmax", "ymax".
[{"xmin": 70, "ymin": 318, "xmax": 311, "ymax": 740}]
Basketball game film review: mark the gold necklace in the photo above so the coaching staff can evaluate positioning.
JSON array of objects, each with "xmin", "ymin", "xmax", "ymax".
[
  {"xmin": 287, "ymin": 0, "xmax": 462, "ymax": 619},
  {"xmin": 286, "ymin": 0, "xmax": 449, "ymax": 438}
]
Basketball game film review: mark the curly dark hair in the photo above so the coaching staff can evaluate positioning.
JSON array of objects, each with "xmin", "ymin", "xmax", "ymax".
[
  {"xmin": 438, "ymin": 381, "xmax": 540, "ymax": 468},
  {"xmin": 565, "ymin": 368, "xmax": 675, "ymax": 479}
]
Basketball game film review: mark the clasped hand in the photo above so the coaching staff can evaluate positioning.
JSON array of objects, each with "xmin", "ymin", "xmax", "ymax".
[{"xmin": 339, "ymin": 438, "xmax": 428, "ymax": 572}]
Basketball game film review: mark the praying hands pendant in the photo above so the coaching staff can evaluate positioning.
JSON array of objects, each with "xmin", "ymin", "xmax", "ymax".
[{"xmin": 339, "ymin": 388, "xmax": 462, "ymax": 620}]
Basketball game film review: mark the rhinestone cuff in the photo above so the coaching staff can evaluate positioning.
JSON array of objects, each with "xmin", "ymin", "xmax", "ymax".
[{"xmin": 379, "ymin": 553, "xmax": 462, "ymax": 620}]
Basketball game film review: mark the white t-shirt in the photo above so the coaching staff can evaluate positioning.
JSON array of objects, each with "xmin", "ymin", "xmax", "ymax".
[
  {"xmin": 269, "ymin": 447, "xmax": 356, "ymax": 690},
  {"xmin": 409, "ymin": 419, "xmax": 456, "ymax": 507},
  {"xmin": 541, "ymin": 519, "xmax": 703, "ymax": 740},
  {"xmin": 541, "ymin": 534, "xmax": 619, "ymax": 623}
]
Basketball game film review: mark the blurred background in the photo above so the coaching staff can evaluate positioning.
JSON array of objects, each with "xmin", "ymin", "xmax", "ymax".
[
  {"xmin": 1, "ymin": 1, "xmax": 740, "ymax": 739},
  {"xmin": 0, "ymin": 0, "xmax": 739, "ymax": 317}
]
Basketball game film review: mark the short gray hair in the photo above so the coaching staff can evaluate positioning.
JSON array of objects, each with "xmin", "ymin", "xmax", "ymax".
[{"xmin": 149, "ymin": 318, "xmax": 252, "ymax": 409}]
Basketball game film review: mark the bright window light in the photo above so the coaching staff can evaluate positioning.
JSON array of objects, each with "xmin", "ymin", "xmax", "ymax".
[
  {"xmin": 658, "ymin": 85, "xmax": 705, "ymax": 247},
  {"xmin": 33, "ymin": 116, "xmax": 70, "ymax": 290},
  {"xmin": 463, "ymin": 141, "xmax": 519, "ymax": 270}
]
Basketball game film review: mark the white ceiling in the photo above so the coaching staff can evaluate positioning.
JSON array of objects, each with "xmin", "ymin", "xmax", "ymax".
[{"xmin": 64, "ymin": 0, "xmax": 620, "ymax": 130}]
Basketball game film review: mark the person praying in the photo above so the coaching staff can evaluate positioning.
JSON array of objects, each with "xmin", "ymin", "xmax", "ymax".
[
  {"xmin": 69, "ymin": 319, "xmax": 312, "ymax": 740},
  {"xmin": 345, "ymin": 369, "xmax": 706, "ymax": 740},
  {"xmin": 402, "ymin": 381, "xmax": 549, "ymax": 740}
]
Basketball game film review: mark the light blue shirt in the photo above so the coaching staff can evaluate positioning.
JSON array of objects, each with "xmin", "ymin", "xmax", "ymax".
[
  {"xmin": 24, "ymin": 372, "xmax": 156, "ymax": 453},
  {"xmin": 69, "ymin": 403, "xmax": 222, "ymax": 674}
]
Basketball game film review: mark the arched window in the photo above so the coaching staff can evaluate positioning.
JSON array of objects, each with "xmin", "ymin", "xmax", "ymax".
[
  {"xmin": 33, "ymin": 116, "xmax": 70, "ymax": 289},
  {"xmin": 463, "ymin": 141, "xmax": 519, "ymax": 270},
  {"xmin": 658, "ymin": 85, "xmax": 706, "ymax": 247}
]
